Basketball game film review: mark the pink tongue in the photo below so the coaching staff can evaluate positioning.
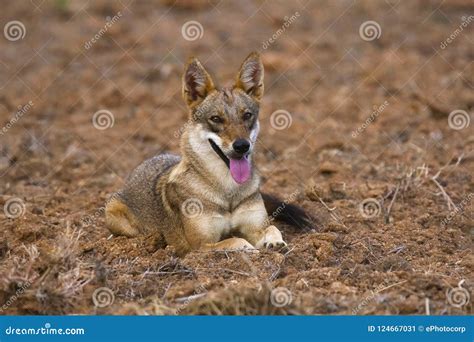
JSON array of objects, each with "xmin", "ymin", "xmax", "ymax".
[{"xmin": 229, "ymin": 157, "xmax": 251, "ymax": 184}]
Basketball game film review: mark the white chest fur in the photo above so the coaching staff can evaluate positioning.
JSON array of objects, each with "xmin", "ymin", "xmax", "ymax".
[{"xmin": 193, "ymin": 200, "xmax": 267, "ymax": 242}]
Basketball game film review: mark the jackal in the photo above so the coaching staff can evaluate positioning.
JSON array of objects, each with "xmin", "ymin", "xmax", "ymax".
[{"xmin": 105, "ymin": 52, "xmax": 313, "ymax": 256}]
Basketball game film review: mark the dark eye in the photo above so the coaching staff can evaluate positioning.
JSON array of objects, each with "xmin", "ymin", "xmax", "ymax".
[
  {"xmin": 209, "ymin": 116, "xmax": 223, "ymax": 124},
  {"xmin": 243, "ymin": 112, "xmax": 253, "ymax": 120}
]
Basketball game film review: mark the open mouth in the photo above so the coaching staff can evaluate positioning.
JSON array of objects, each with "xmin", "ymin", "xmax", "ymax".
[{"xmin": 208, "ymin": 139, "xmax": 251, "ymax": 184}]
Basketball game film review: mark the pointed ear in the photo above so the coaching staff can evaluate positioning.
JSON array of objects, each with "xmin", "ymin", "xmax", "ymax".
[
  {"xmin": 182, "ymin": 57, "xmax": 215, "ymax": 108},
  {"xmin": 234, "ymin": 52, "xmax": 264, "ymax": 101}
]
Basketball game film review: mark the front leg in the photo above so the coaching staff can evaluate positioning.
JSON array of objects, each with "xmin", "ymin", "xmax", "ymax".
[{"xmin": 234, "ymin": 195, "xmax": 287, "ymax": 250}]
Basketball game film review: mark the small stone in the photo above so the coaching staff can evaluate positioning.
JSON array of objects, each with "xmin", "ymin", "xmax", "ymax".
[
  {"xmin": 326, "ymin": 221, "xmax": 349, "ymax": 233},
  {"xmin": 416, "ymin": 213, "xmax": 430, "ymax": 228},
  {"xmin": 296, "ymin": 278, "xmax": 309, "ymax": 290},
  {"xmin": 319, "ymin": 161, "xmax": 339, "ymax": 175},
  {"xmin": 305, "ymin": 179, "xmax": 325, "ymax": 201},
  {"xmin": 329, "ymin": 182, "xmax": 346, "ymax": 199},
  {"xmin": 32, "ymin": 206, "xmax": 44, "ymax": 215}
]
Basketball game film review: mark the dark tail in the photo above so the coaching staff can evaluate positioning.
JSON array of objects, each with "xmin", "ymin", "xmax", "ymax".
[{"xmin": 261, "ymin": 193, "xmax": 316, "ymax": 232}]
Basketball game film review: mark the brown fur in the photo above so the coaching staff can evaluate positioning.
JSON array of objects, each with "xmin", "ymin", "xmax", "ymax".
[{"xmin": 105, "ymin": 52, "xmax": 286, "ymax": 256}]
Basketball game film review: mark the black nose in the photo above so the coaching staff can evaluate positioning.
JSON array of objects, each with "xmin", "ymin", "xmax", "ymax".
[{"xmin": 232, "ymin": 139, "xmax": 250, "ymax": 154}]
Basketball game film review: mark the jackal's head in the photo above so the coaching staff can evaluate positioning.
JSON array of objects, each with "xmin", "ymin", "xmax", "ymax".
[{"xmin": 181, "ymin": 52, "xmax": 264, "ymax": 185}]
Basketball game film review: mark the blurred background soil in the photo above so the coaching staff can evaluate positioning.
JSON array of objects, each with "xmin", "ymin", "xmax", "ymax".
[{"xmin": 0, "ymin": 0, "xmax": 472, "ymax": 315}]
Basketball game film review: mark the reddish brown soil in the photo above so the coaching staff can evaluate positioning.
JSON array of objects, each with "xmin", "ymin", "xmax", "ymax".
[{"xmin": 0, "ymin": 0, "xmax": 472, "ymax": 315}]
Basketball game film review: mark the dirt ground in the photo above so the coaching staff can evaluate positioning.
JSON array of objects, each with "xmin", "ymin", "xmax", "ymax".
[{"xmin": 0, "ymin": 0, "xmax": 472, "ymax": 315}]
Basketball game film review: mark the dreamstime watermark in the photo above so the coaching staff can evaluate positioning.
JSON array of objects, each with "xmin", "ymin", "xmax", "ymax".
[
  {"xmin": 359, "ymin": 198, "xmax": 381, "ymax": 219},
  {"xmin": 92, "ymin": 287, "xmax": 115, "ymax": 308},
  {"xmin": 352, "ymin": 282, "xmax": 388, "ymax": 314},
  {"xmin": 270, "ymin": 109, "xmax": 292, "ymax": 130},
  {"xmin": 448, "ymin": 109, "xmax": 470, "ymax": 131},
  {"xmin": 263, "ymin": 190, "xmax": 300, "ymax": 228},
  {"xmin": 0, "ymin": 280, "xmax": 31, "ymax": 313},
  {"xmin": 3, "ymin": 20, "xmax": 26, "ymax": 41},
  {"xmin": 270, "ymin": 287, "xmax": 292, "ymax": 307},
  {"xmin": 441, "ymin": 192, "xmax": 473, "ymax": 227},
  {"xmin": 440, "ymin": 15, "xmax": 474, "ymax": 50},
  {"xmin": 81, "ymin": 193, "xmax": 120, "ymax": 228},
  {"xmin": 0, "ymin": 100, "xmax": 34, "ymax": 136},
  {"xmin": 92, "ymin": 109, "xmax": 115, "ymax": 130},
  {"xmin": 3, "ymin": 197, "xmax": 26, "ymax": 219},
  {"xmin": 352, "ymin": 100, "xmax": 389, "ymax": 138},
  {"xmin": 262, "ymin": 12, "xmax": 300, "ymax": 50},
  {"xmin": 181, "ymin": 21, "xmax": 203, "ymax": 41},
  {"xmin": 181, "ymin": 198, "xmax": 203, "ymax": 218},
  {"xmin": 5, "ymin": 323, "xmax": 85, "ymax": 336},
  {"xmin": 173, "ymin": 100, "xmax": 213, "ymax": 138},
  {"xmin": 174, "ymin": 284, "xmax": 207, "ymax": 314},
  {"xmin": 84, "ymin": 11, "xmax": 123, "ymax": 50},
  {"xmin": 446, "ymin": 280, "xmax": 470, "ymax": 308},
  {"xmin": 359, "ymin": 20, "xmax": 381, "ymax": 41}
]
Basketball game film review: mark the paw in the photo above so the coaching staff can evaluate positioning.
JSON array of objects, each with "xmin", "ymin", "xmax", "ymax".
[
  {"xmin": 257, "ymin": 225, "xmax": 287, "ymax": 250},
  {"xmin": 263, "ymin": 240, "xmax": 287, "ymax": 250}
]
